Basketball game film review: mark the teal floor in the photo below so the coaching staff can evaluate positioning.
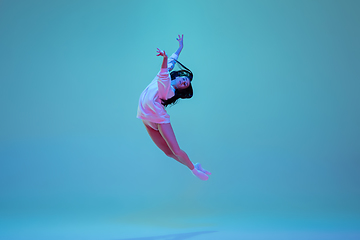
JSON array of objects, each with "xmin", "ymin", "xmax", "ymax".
[{"xmin": 1, "ymin": 213, "xmax": 359, "ymax": 240}]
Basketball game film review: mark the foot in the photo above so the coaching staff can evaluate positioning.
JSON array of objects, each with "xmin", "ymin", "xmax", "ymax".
[
  {"xmin": 195, "ymin": 163, "xmax": 212, "ymax": 175},
  {"xmin": 191, "ymin": 168, "xmax": 209, "ymax": 181}
]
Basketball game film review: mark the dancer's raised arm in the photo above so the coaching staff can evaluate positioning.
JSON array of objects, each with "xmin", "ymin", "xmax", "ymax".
[
  {"xmin": 175, "ymin": 34, "xmax": 184, "ymax": 56},
  {"xmin": 156, "ymin": 48, "xmax": 168, "ymax": 69},
  {"xmin": 167, "ymin": 34, "xmax": 183, "ymax": 71},
  {"xmin": 156, "ymin": 48, "xmax": 173, "ymax": 100}
]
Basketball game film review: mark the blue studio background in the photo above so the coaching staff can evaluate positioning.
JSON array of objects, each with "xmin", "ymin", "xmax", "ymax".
[{"xmin": 0, "ymin": 0, "xmax": 359, "ymax": 239}]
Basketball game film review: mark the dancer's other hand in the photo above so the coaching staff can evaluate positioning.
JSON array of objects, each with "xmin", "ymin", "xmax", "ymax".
[
  {"xmin": 177, "ymin": 34, "xmax": 184, "ymax": 48},
  {"xmin": 156, "ymin": 48, "xmax": 167, "ymax": 57}
]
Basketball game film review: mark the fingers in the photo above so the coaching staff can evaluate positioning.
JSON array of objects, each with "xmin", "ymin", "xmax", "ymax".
[
  {"xmin": 177, "ymin": 34, "xmax": 184, "ymax": 41},
  {"xmin": 156, "ymin": 48, "xmax": 166, "ymax": 56}
]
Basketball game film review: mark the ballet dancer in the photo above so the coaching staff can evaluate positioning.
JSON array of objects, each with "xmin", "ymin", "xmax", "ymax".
[{"xmin": 137, "ymin": 35, "xmax": 211, "ymax": 180}]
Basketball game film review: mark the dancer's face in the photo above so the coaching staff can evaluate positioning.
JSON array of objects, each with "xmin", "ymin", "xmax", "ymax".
[{"xmin": 172, "ymin": 76, "xmax": 190, "ymax": 90}]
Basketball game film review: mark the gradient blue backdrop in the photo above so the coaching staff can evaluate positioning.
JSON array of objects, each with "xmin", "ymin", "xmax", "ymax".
[{"xmin": 0, "ymin": 0, "xmax": 359, "ymax": 239}]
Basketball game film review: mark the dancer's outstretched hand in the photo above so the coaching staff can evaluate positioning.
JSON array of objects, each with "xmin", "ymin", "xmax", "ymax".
[
  {"xmin": 156, "ymin": 48, "xmax": 167, "ymax": 57},
  {"xmin": 177, "ymin": 34, "xmax": 184, "ymax": 48}
]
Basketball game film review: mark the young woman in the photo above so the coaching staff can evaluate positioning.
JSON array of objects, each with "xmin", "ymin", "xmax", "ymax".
[{"xmin": 137, "ymin": 35, "xmax": 211, "ymax": 180}]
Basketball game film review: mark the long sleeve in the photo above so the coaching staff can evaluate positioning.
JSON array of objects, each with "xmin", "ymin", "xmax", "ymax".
[
  {"xmin": 157, "ymin": 68, "xmax": 173, "ymax": 100},
  {"xmin": 156, "ymin": 52, "xmax": 178, "ymax": 100}
]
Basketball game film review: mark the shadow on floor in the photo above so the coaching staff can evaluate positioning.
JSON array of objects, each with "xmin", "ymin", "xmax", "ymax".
[{"xmin": 117, "ymin": 231, "xmax": 217, "ymax": 240}]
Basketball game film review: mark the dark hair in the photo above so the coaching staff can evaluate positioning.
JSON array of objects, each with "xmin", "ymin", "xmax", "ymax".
[{"xmin": 161, "ymin": 59, "xmax": 193, "ymax": 107}]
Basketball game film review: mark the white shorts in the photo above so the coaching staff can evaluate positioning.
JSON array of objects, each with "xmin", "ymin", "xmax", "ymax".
[{"xmin": 142, "ymin": 120, "xmax": 159, "ymax": 131}]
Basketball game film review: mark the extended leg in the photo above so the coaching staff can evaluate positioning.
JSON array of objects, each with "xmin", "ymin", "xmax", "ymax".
[
  {"xmin": 157, "ymin": 123, "xmax": 194, "ymax": 170},
  {"xmin": 158, "ymin": 123, "xmax": 208, "ymax": 180},
  {"xmin": 143, "ymin": 122, "xmax": 184, "ymax": 166}
]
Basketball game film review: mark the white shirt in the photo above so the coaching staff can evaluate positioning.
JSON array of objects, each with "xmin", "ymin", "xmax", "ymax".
[{"xmin": 136, "ymin": 53, "xmax": 179, "ymax": 124}]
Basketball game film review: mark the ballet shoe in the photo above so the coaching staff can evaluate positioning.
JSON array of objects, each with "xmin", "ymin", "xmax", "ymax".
[{"xmin": 195, "ymin": 163, "xmax": 212, "ymax": 175}]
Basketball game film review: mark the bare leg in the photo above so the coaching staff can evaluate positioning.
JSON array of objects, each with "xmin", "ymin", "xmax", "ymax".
[
  {"xmin": 144, "ymin": 122, "xmax": 208, "ymax": 180},
  {"xmin": 158, "ymin": 123, "xmax": 194, "ymax": 170},
  {"xmin": 143, "ymin": 122, "xmax": 184, "ymax": 166}
]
